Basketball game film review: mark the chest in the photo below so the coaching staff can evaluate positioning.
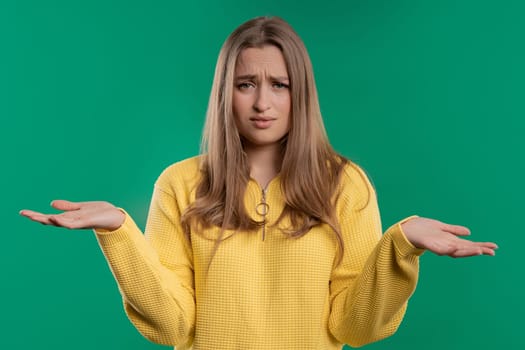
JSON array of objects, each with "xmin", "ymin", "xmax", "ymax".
[{"xmin": 191, "ymin": 223, "xmax": 337, "ymax": 294}]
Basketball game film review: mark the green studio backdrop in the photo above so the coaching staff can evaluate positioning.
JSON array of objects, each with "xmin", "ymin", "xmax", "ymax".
[{"xmin": 2, "ymin": 0, "xmax": 523, "ymax": 349}]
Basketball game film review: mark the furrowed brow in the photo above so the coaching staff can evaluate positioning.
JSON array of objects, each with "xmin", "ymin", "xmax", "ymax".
[
  {"xmin": 270, "ymin": 76, "xmax": 289, "ymax": 82},
  {"xmin": 235, "ymin": 74, "xmax": 256, "ymax": 81},
  {"xmin": 234, "ymin": 74, "xmax": 289, "ymax": 82}
]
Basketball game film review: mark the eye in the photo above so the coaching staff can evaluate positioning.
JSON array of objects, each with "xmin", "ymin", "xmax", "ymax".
[
  {"xmin": 237, "ymin": 82, "xmax": 255, "ymax": 90},
  {"xmin": 272, "ymin": 82, "xmax": 289, "ymax": 89}
]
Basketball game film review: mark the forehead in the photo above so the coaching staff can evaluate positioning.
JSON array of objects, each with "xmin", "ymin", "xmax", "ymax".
[{"xmin": 235, "ymin": 45, "xmax": 288, "ymax": 76}]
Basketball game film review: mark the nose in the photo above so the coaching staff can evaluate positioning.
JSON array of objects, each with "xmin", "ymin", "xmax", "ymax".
[{"xmin": 253, "ymin": 85, "xmax": 271, "ymax": 113}]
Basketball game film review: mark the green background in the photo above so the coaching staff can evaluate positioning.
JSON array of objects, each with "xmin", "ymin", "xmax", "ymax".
[{"xmin": 2, "ymin": 0, "xmax": 523, "ymax": 348}]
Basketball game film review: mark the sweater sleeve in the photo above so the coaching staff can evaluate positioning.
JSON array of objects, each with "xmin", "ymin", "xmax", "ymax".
[
  {"xmin": 328, "ymin": 164, "xmax": 424, "ymax": 347},
  {"xmin": 94, "ymin": 183, "xmax": 195, "ymax": 347}
]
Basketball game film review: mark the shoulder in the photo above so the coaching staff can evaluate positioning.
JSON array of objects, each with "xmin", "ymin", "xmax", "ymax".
[
  {"xmin": 340, "ymin": 161, "xmax": 375, "ymax": 192},
  {"xmin": 337, "ymin": 161, "xmax": 377, "ymax": 210},
  {"xmin": 155, "ymin": 155, "xmax": 204, "ymax": 195}
]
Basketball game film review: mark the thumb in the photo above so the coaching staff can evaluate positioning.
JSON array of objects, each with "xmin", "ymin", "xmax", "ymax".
[
  {"xmin": 51, "ymin": 199, "xmax": 82, "ymax": 211},
  {"xmin": 441, "ymin": 222, "xmax": 471, "ymax": 236}
]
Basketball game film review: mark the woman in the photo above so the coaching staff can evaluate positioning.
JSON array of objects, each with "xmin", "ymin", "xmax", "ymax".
[{"xmin": 20, "ymin": 16, "xmax": 497, "ymax": 349}]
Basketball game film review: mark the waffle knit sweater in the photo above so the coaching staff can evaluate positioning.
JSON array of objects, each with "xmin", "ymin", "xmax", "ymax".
[{"xmin": 94, "ymin": 156, "xmax": 424, "ymax": 349}]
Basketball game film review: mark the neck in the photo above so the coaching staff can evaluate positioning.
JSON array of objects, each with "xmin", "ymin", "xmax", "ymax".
[{"xmin": 244, "ymin": 143, "xmax": 283, "ymax": 189}]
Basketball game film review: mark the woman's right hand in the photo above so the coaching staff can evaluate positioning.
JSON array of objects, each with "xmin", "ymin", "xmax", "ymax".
[{"xmin": 20, "ymin": 200, "xmax": 126, "ymax": 231}]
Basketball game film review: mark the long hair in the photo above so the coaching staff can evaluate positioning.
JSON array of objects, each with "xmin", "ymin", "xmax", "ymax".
[{"xmin": 181, "ymin": 16, "xmax": 349, "ymax": 261}]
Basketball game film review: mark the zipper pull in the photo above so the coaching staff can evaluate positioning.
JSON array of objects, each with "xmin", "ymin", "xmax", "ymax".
[{"xmin": 256, "ymin": 188, "xmax": 269, "ymax": 241}]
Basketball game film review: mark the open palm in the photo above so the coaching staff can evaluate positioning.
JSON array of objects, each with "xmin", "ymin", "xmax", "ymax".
[
  {"xmin": 20, "ymin": 200, "xmax": 125, "ymax": 231},
  {"xmin": 401, "ymin": 217, "xmax": 498, "ymax": 257}
]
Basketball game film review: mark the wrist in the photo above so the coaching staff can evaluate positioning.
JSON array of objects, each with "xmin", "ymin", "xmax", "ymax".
[
  {"xmin": 108, "ymin": 208, "xmax": 126, "ymax": 231},
  {"xmin": 95, "ymin": 208, "xmax": 126, "ymax": 232},
  {"xmin": 400, "ymin": 216, "xmax": 424, "ymax": 249}
]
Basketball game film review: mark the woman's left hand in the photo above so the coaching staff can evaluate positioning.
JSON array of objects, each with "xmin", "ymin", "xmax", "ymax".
[{"xmin": 401, "ymin": 217, "xmax": 498, "ymax": 257}]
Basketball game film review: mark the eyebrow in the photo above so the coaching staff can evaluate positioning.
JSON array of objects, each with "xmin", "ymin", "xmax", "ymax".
[{"xmin": 234, "ymin": 74, "xmax": 289, "ymax": 81}]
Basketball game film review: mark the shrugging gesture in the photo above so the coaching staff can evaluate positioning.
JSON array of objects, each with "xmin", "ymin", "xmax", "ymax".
[
  {"xmin": 19, "ymin": 15, "xmax": 498, "ymax": 350},
  {"xmin": 21, "ymin": 201, "xmax": 497, "ymax": 258}
]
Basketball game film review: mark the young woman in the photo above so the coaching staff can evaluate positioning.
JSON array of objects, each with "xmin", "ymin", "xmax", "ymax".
[{"xmin": 20, "ymin": 16, "xmax": 497, "ymax": 350}]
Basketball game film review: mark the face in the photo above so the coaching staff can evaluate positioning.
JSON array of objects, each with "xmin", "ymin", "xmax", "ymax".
[{"xmin": 232, "ymin": 45, "xmax": 291, "ymax": 150}]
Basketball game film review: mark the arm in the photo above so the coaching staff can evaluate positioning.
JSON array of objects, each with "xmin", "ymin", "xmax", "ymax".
[
  {"xmin": 19, "ymin": 186, "xmax": 196, "ymax": 346},
  {"xmin": 94, "ymin": 184, "xmax": 195, "ymax": 346},
  {"xmin": 328, "ymin": 164, "xmax": 498, "ymax": 347},
  {"xmin": 328, "ymin": 165, "xmax": 423, "ymax": 347}
]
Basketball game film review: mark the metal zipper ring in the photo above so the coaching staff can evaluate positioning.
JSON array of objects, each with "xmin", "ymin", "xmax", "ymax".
[{"xmin": 256, "ymin": 202, "xmax": 269, "ymax": 216}]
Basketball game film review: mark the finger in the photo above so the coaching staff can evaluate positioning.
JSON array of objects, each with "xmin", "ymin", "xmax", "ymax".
[
  {"xmin": 51, "ymin": 200, "xmax": 82, "ymax": 211},
  {"xmin": 451, "ymin": 245, "xmax": 497, "ymax": 258},
  {"xmin": 20, "ymin": 209, "xmax": 43, "ymax": 217},
  {"xmin": 480, "ymin": 247, "xmax": 496, "ymax": 256},
  {"xmin": 20, "ymin": 210, "xmax": 56, "ymax": 226},
  {"xmin": 478, "ymin": 242, "xmax": 499, "ymax": 250},
  {"xmin": 450, "ymin": 246, "xmax": 483, "ymax": 258},
  {"xmin": 441, "ymin": 223, "xmax": 471, "ymax": 236}
]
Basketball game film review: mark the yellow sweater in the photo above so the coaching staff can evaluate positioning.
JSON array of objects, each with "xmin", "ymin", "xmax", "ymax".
[{"xmin": 95, "ymin": 156, "xmax": 424, "ymax": 349}]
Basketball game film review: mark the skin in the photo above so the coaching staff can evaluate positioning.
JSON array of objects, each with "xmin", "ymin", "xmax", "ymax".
[
  {"xmin": 233, "ymin": 45, "xmax": 291, "ymax": 188},
  {"xmin": 19, "ymin": 45, "xmax": 498, "ymax": 257}
]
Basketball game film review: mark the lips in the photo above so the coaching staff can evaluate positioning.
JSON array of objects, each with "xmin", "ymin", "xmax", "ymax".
[
  {"xmin": 250, "ymin": 116, "xmax": 275, "ymax": 121},
  {"xmin": 250, "ymin": 116, "xmax": 275, "ymax": 129}
]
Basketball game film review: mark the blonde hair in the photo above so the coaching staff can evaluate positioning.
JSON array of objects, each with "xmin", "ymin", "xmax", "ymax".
[{"xmin": 182, "ymin": 16, "xmax": 349, "ymax": 261}]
